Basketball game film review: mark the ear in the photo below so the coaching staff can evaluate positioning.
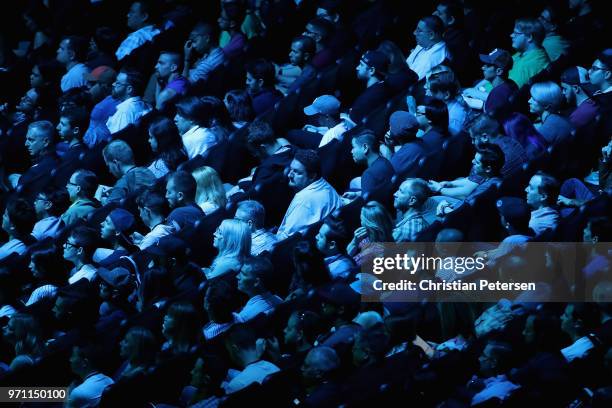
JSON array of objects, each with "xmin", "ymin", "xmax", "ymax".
[
  {"xmin": 257, "ymin": 78, "xmax": 264, "ymax": 87},
  {"xmin": 448, "ymin": 16, "xmax": 455, "ymax": 26},
  {"xmin": 328, "ymin": 239, "xmax": 337, "ymax": 251},
  {"xmin": 495, "ymin": 67, "xmax": 504, "ymax": 76},
  {"xmin": 44, "ymin": 200, "xmax": 53, "ymax": 211},
  {"xmin": 72, "ymin": 126, "xmax": 80, "ymax": 137},
  {"xmin": 177, "ymin": 191, "xmax": 185, "ymax": 202}
]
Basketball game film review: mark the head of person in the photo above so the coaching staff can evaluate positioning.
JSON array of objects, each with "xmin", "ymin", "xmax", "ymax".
[
  {"xmin": 414, "ymin": 16, "xmax": 445, "ymax": 48},
  {"xmin": 428, "ymin": 71, "xmax": 460, "ymax": 101},
  {"xmin": 235, "ymin": 200, "xmax": 266, "ymax": 232},
  {"xmin": 147, "ymin": 115, "xmax": 182, "ymax": 156},
  {"xmin": 356, "ymin": 50, "xmax": 389, "ymax": 82},
  {"xmin": 479, "ymin": 48, "xmax": 513, "ymax": 81},
  {"xmin": 479, "ymin": 340, "xmax": 513, "ymax": 377},
  {"xmin": 16, "ymin": 88, "xmax": 42, "ymax": 116},
  {"xmin": 583, "ymin": 216, "xmax": 612, "ymax": 243},
  {"xmin": 111, "ymin": 69, "xmax": 145, "ymax": 101},
  {"xmin": 284, "ymin": 310, "xmax": 322, "ymax": 348},
  {"xmin": 56, "ymin": 35, "xmax": 88, "ymax": 66},
  {"xmin": 103, "ymin": 139, "xmax": 135, "ymax": 178},
  {"xmin": 188, "ymin": 22, "xmax": 218, "ymax": 55},
  {"xmin": 174, "ymin": 96, "xmax": 209, "ymax": 135},
  {"xmin": 224, "ymin": 324, "xmax": 262, "ymax": 367},
  {"xmin": 303, "ymin": 94, "xmax": 341, "ymax": 126},
  {"xmin": 376, "ymin": 40, "xmax": 408, "ymax": 73},
  {"xmin": 472, "ymin": 143, "xmax": 505, "ymax": 179},
  {"xmin": 288, "ymin": 149, "xmax": 321, "ymax": 191},
  {"xmin": 522, "ymin": 311, "xmax": 565, "ymax": 351},
  {"xmin": 289, "ymin": 36, "xmax": 316, "ymax": 67},
  {"xmin": 469, "ymin": 114, "xmax": 502, "ymax": 148},
  {"xmin": 416, "ymin": 98, "xmax": 449, "ymax": 131},
  {"xmin": 529, "ymin": 81, "xmax": 564, "ymax": 115},
  {"xmin": 560, "ymin": 66, "xmax": 590, "ymax": 106},
  {"xmin": 2, "ymin": 198, "xmax": 36, "ymax": 239},
  {"xmin": 224, "ymin": 89, "xmax": 254, "ymax": 124},
  {"xmin": 30, "ymin": 62, "xmax": 63, "ymax": 90},
  {"xmin": 315, "ymin": 214, "xmax": 350, "ymax": 257},
  {"xmin": 29, "ymin": 246, "xmax": 68, "ymax": 285},
  {"xmin": 245, "ymin": 58, "xmax": 276, "ymax": 95},
  {"xmin": 538, "ymin": 5, "xmax": 564, "ymax": 34},
  {"xmin": 25, "ymin": 120, "xmax": 55, "ymax": 158},
  {"xmin": 136, "ymin": 189, "xmax": 168, "ymax": 227},
  {"xmin": 525, "ymin": 172, "xmax": 559, "ymax": 209},
  {"xmin": 192, "ymin": 166, "xmax": 227, "ymax": 209},
  {"xmin": 57, "ymin": 105, "xmax": 88, "ymax": 143},
  {"xmin": 237, "ymin": 256, "xmax": 275, "ymax": 295},
  {"xmin": 34, "ymin": 187, "xmax": 70, "ymax": 219},
  {"xmin": 119, "ymin": 326, "xmax": 157, "ymax": 366},
  {"xmin": 100, "ymin": 208, "xmax": 135, "ymax": 242},
  {"xmin": 352, "ymin": 324, "xmax": 389, "ymax": 367},
  {"xmin": 360, "ymin": 201, "xmax": 393, "ymax": 242},
  {"xmin": 204, "ymin": 279, "xmax": 238, "ymax": 324},
  {"xmin": 350, "ymin": 129, "xmax": 378, "ymax": 165},
  {"xmin": 155, "ymin": 51, "xmax": 182, "ymax": 80},
  {"xmin": 303, "ymin": 17, "xmax": 333, "ymax": 46},
  {"xmin": 387, "ymin": 111, "xmax": 419, "ymax": 145},
  {"xmin": 2, "ymin": 313, "xmax": 43, "ymax": 354},
  {"xmin": 165, "ymin": 170, "xmax": 197, "ymax": 208},
  {"xmin": 316, "ymin": 0, "xmax": 340, "ymax": 23},
  {"xmin": 433, "ymin": 1, "xmax": 464, "ymax": 28},
  {"xmin": 589, "ymin": 49, "xmax": 612, "ymax": 89},
  {"xmin": 393, "ymin": 178, "xmax": 431, "ymax": 212},
  {"xmin": 502, "ymin": 112, "xmax": 546, "ymax": 149},
  {"xmin": 496, "ymin": 197, "xmax": 531, "ymax": 236},
  {"xmin": 161, "ymin": 301, "xmax": 200, "ymax": 346},
  {"xmin": 301, "ymin": 346, "xmax": 340, "ymax": 387},
  {"xmin": 568, "ymin": 0, "xmax": 590, "ymax": 12},
  {"xmin": 70, "ymin": 343, "xmax": 106, "ymax": 379},
  {"xmin": 292, "ymin": 240, "xmax": 331, "ymax": 289},
  {"xmin": 213, "ymin": 219, "xmax": 252, "ymax": 258},
  {"xmin": 560, "ymin": 303, "xmax": 600, "ymax": 341},
  {"xmin": 90, "ymin": 26, "xmax": 120, "ymax": 56},
  {"xmin": 63, "ymin": 226, "xmax": 98, "ymax": 265},
  {"xmin": 217, "ymin": 2, "xmax": 246, "ymax": 32},
  {"xmin": 67, "ymin": 169, "xmax": 98, "ymax": 201},
  {"xmin": 127, "ymin": 0, "xmax": 156, "ymax": 30},
  {"xmin": 511, "ymin": 18, "xmax": 546, "ymax": 52}
]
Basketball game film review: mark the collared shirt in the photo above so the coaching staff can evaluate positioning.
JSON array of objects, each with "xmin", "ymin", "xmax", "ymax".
[
  {"xmin": 32, "ymin": 216, "xmax": 63, "ymax": 240},
  {"xmin": 251, "ymin": 229, "xmax": 278, "ymax": 255},
  {"xmin": 84, "ymin": 96, "xmax": 119, "ymax": 148},
  {"xmin": 277, "ymin": 178, "xmax": 342, "ymax": 239},
  {"xmin": 61, "ymin": 63, "xmax": 90, "ymax": 92},
  {"xmin": 406, "ymin": 41, "xmax": 450, "ymax": 80},
  {"xmin": 147, "ymin": 158, "xmax": 171, "ymax": 179},
  {"xmin": 69, "ymin": 264, "xmax": 98, "ymax": 284},
  {"xmin": 116, "ymin": 25, "xmax": 161, "ymax": 61},
  {"xmin": 0, "ymin": 239, "xmax": 27, "ymax": 261},
  {"xmin": 105, "ymin": 97, "xmax": 151, "ymax": 134},
  {"xmin": 234, "ymin": 292, "xmax": 283, "ymax": 323},
  {"xmin": 325, "ymin": 253, "xmax": 355, "ymax": 280},
  {"xmin": 188, "ymin": 47, "xmax": 226, "ymax": 83},
  {"xmin": 393, "ymin": 211, "xmax": 429, "ymax": 242},
  {"xmin": 529, "ymin": 206, "xmax": 559, "ymax": 235},
  {"xmin": 68, "ymin": 372, "xmax": 114, "ymax": 408},
  {"xmin": 181, "ymin": 125, "xmax": 220, "ymax": 159},
  {"xmin": 203, "ymin": 320, "xmax": 234, "ymax": 341},
  {"xmin": 137, "ymin": 223, "xmax": 175, "ymax": 250},
  {"xmin": 508, "ymin": 48, "xmax": 550, "ymax": 88},
  {"xmin": 223, "ymin": 360, "xmax": 280, "ymax": 394}
]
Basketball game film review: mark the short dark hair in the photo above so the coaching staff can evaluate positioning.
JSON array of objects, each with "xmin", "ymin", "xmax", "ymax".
[
  {"xmin": 428, "ymin": 71, "xmax": 460, "ymax": 98},
  {"xmin": 168, "ymin": 171, "xmax": 197, "ymax": 202},
  {"xmin": 535, "ymin": 171, "xmax": 559, "ymax": 205},
  {"xmin": 133, "ymin": 0, "xmax": 159, "ymax": 23},
  {"xmin": 292, "ymin": 35, "xmax": 316, "ymax": 56},
  {"xmin": 515, "ymin": 18, "xmax": 546, "ymax": 45},
  {"xmin": 247, "ymin": 120, "xmax": 276, "ymax": 147},
  {"xmin": 225, "ymin": 323, "xmax": 257, "ymax": 350},
  {"xmin": 470, "ymin": 114, "xmax": 501, "ymax": 137},
  {"xmin": 5, "ymin": 198, "xmax": 36, "ymax": 237},
  {"xmin": 120, "ymin": 68, "xmax": 145, "ymax": 96},
  {"xmin": 225, "ymin": 90, "xmax": 254, "ymax": 123},
  {"xmin": 60, "ymin": 106, "xmax": 89, "ymax": 138},
  {"xmin": 69, "ymin": 226, "xmax": 99, "ymax": 260},
  {"xmin": 322, "ymin": 214, "xmax": 350, "ymax": 252},
  {"xmin": 236, "ymin": 200, "xmax": 266, "ymax": 229},
  {"xmin": 421, "ymin": 15, "xmax": 445, "ymax": 36},
  {"xmin": 355, "ymin": 325, "xmax": 389, "ymax": 360},
  {"xmin": 137, "ymin": 190, "xmax": 169, "ymax": 216},
  {"xmin": 246, "ymin": 59, "xmax": 276, "ymax": 88},
  {"xmin": 65, "ymin": 36, "xmax": 89, "ymax": 61},
  {"xmin": 93, "ymin": 27, "xmax": 120, "ymax": 54},
  {"xmin": 291, "ymin": 310, "xmax": 323, "ymax": 344},
  {"xmin": 352, "ymin": 129, "xmax": 378, "ymax": 153},
  {"xmin": 205, "ymin": 279, "xmax": 238, "ymax": 323},
  {"xmin": 294, "ymin": 149, "xmax": 321, "ymax": 179},
  {"xmin": 422, "ymin": 98, "xmax": 449, "ymax": 129},
  {"xmin": 39, "ymin": 187, "xmax": 71, "ymax": 216},
  {"xmin": 192, "ymin": 21, "xmax": 218, "ymax": 39},
  {"xmin": 307, "ymin": 17, "xmax": 334, "ymax": 40},
  {"xmin": 73, "ymin": 169, "xmax": 98, "ymax": 197},
  {"xmin": 476, "ymin": 143, "xmax": 505, "ymax": 176},
  {"xmin": 438, "ymin": 1, "xmax": 464, "ymax": 26},
  {"xmin": 242, "ymin": 256, "xmax": 275, "ymax": 290}
]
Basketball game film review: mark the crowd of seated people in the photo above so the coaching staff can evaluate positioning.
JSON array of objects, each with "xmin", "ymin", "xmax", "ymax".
[{"xmin": 0, "ymin": 0, "xmax": 611, "ymax": 406}]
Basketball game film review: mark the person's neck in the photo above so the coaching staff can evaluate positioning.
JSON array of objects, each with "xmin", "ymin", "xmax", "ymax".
[
  {"xmin": 238, "ymin": 350, "xmax": 261, "ymax": 368},
  {"xmin": 524, "ymin": 43, "xmax": 540, "ymax": 53},
  {"xmin": 599, "ymin": 81, "xmax": 612, "ymax": 93},
  {"xmin": 148, "ymin": 214, "xmax": 164, "ymax": 230},
  {"xmin": 168, "ymin": 72, "xmax": 180, "ymax": 83},
  {"xmin": 422, "ymin": 39, "xmax": 439, "ymax": 51},
  {"xmin": 403, "ymin": 207, "xmax": 421, "ymax": 219},
  {"xmin": 576, "ymin": 91, "xmax": 589, "ymax": 106},
  {"xmin": 66, "ymin": 61, "xmax": 79, "ymax": 71},
  {"xmin": 491, "ymin": 76, "xmax": 505, "ymax": 87},
  {"xmin": 539, "ymin": 110, "xmax": 553, "ymax": 123},
  {"xmin": 79, "ymin": 368, "xmax": 97, "ymax": 381},
  {"xmin": 243, "ymin": 287, "xmax": 266, "ymax": 299},
  {"xmin": 74, "ymin": 258, "xmax": 86, "ymax": 270},
  {"xmin": 132, "ymin": 22, "xmax": 150, "ymax": 32},
  {"xmin": 69, "ymin": 138, "xmax": 82, "ymax": 147},
  {"xmin": 366, "ymin": 76, "xmax": 381, "ymax": 88},
  {"xmin": 366, "ymin": 152, "xmax": 379, "ymax": 167},
  {"xmin": 120, "ymin": 163, "xmax": 136, "ymax": 176}
]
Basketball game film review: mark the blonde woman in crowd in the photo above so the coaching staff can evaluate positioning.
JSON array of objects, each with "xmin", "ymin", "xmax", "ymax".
[
  {"xmin": 203, "ymin": 219, "xmax": 251, "ymax": 279},
  {"xmin": 192, "ymin": 166, "xmax": 227, "ymax": 215}
]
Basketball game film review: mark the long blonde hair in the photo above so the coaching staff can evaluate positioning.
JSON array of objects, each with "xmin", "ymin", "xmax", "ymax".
[
  {"xmin": 192, "ymin": 166, "xmax": 227, "ymax": 210},
  {"xmin": 217, "ymin": 219, "xmax": 252, "ymax": 259},
  {"xmin": 361, "ymin": 201, "xmax": 393, "ymax": 242}
]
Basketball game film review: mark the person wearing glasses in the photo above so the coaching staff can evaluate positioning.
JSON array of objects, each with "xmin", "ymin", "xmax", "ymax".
[
  {"xmin": 60, "ymin": 169, "xmax": 100, "ymax": 227},
  {"xmin": 508, "ymin": 18, "xmax": 550, "ymax": 88},
  {"xmin": 406, "ymin": 16, "xmax": 449, "ymax": 81},
  {"xmin": 31, "ymin": 187, "xmax": 69, "ymax": 240},
  {"xmin": 589, "ymin": 49, "xmax": 612, "ymax": 135},
  {"xmin": 63, "ymin": 226, "xmax": 99, "ymax": 284},
  {"xmin": 105, "ymin": 69, "xmax": 151, "ymax": 134}
]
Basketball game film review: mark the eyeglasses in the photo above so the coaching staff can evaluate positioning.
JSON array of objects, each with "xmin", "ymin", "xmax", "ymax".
[
  {"xmin": 589, "ymin": 64, "xmax": 609, "ymax": 72},
  {"xmin": 512, "ymin": 30, "xmax": 526, "ymax": 36},
  {"xmin": 63, "ymin": 241, "xmax": 79, "ymax": 249}
]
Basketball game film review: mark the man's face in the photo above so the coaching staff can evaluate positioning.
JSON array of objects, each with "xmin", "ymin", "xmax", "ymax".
[
  {"xmin": 433, "ymin": 4, "xmax": 452, "ymax": 27},
  {"xmin": 104, "ymin": 157, "xmax": 122, "ymax": 179},
  {"xmin": 56, "ymin": 39, "xmax": 71, "ymax": 65},
  {"xmin": 394, "ymin": 181, "xmax": 414, "ymax": 211},
  {"xmin": 560, "ymin": 82, "xmax": 577, "ymax": 105},
  {"xmin": 351, "ymin": 138, "xmax": 368, "ymax": 164},
  {"xmin": 217, "ymin": 10, "xmax": 231, "ymax": 31},
  {"xmin": 355, "ymin": 59, "xmax": 371, "ymax": 81},
  {"xmin": 234, "ymin": 209, "xmax": 254, "ymax": 231},
  {"xmin": 315, "ymin": 224, "xmax": 332, "ymax": 254},
  {"xmin": 245, "ymin": 72, "xmax": 262, "ymax": 94},
  {"xmin": 173, "ymin": 112, "xmax": 193, "ymax": 135},
  {"xmin": 589, "ymin": 59, "xmax": 610, "ymax": 87},
  {"xmin": 57, "ymin": 117, "xmax": 75, "ymax": 141},
  {"xmin": 469, "ymin": 130, "xmax": 488, "ymax": 149},
  {"xmin": 413, "ymin": 20, "xmax": 432, "ymax": 47},
  {"xmin": 283, "ymin": 314, "xmax": 300, "ymax": 345},
  {"xmin": 66, "ymin": 173, "xmax": 81, "ymax": 201},
  {"xmin": 165, "ymin": 178, "xmax": 181, "ymax": 208},
  {"xmin": 25, "ymin": 129, "xmax": 49, "ymax": 158},
  {"xmin": 287, "ymin": 159, "xmax": 314, "ymax": 191},
  {"xmin": 482, "ymin": 64, "xmax": 497, "ymax": 81},
  {"xmin": 525, "ymin": 175, "xmax": 544, "ymax": 208},
  {"xmin": 528, "ymin": 93, "xmax": 546, "ymax": 115},
  {"xmin": 471, "ymin": 152, "xmax": 487, "ymax": 176},
  {"xmin": 189, "ymin": 29, "xmax": 210, "ymax": 54},
  {"xmin": 30, "ymin": 65, "xmax": 44, "ymax": 88},
  {"xmin": 63, "ymin": 236, "xmax": 81, "ymax": 262},
  {"xmin": 17, "ymin": 89, "xmax": 39, "ymax": 113},
  {"xmin": 127, "ymin": 2, "xmax": 147, "ymax": 30},
  {"xmin": 111, "ymin": 73, "xmax": 130, "ymax": 100},
  {"xmin": 100, "ymin": 215, "xmax": 116, "ymax": 241},
  {"xmin": 237, "ymin": 264, "xmax": 257, "ymax": 294},
  {"xmin": 34, "ymin": 194, "xmax": 50, "ymax": 218},
  {"xmin": 155, "ymin": 54, "xmax": 175, "ymax": 79},
  {"xmin": 289, "ymin": 41, "xmax": 306, "ymax": 66},
  {"xmin": 510, "ymin": 25, "xmax": 528, "ymax": 52}
]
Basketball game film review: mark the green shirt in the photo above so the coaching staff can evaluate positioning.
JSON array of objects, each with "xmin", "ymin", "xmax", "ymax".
[
  {"xmin": 543, "ymin": 35, "xmax": 569, "ymax": 62},
  {"xmin": 508, "ymin": 48, "xmax": 550, "ymax": 88}
]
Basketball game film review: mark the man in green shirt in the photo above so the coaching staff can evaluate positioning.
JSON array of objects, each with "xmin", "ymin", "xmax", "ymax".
[{"xmin": 508, "ymin": 18, "xmax": 550, "ymax": 88}]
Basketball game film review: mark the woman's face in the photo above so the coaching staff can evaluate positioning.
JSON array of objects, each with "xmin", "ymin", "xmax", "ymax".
[
  {"xmin": 212, "ymin": 226, "xmax": 223, "ymax": 250},
  {"xmin": 100, "ymin": 216, "xmax": 117, "ymax": 241},
  {"xmin": 528, "ymin": 93, "xmax": 546, "ymax": 115},
  {"xmin": 30, "ymin": 66, "xmax": 45, "ymax": 88},
  {"xmin": 29, "ymin": 259, "xmax": 42, "ymax": 279},
  {"xmin": 119, "ymin": 332, "xmax": 133, "ymax": 359},
  {"xmin": 162, "ymin": 312, "xmax": 175, "ymax": 339},
  {"xmin": 148, "ymin": 131, "xmax": 158, "ymax": 152}
]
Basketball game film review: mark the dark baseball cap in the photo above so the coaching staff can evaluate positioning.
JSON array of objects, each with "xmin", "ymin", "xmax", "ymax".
[
  {"xmin": 98, "ymin": 266, "xmax": 133, "ymax": 289},
  {"xmin": 479, "ymin": 49, "xmax": 512, "ymax": 70},
  {"xmin": 389, "ymin": 111, "xmax": 419, "ymax": 136}
]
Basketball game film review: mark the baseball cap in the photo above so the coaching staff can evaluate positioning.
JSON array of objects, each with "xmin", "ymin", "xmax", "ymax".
[
  {"xmin": 389, "ymin": 111, "xmax": 419, "ymax": 136},
  {"xmin": 479, "ymin": 49, "xmax": 512, "ymax": 70},
  {"xmin": 560, "ymin": 66, "xmax": 589, "ymax": 85},
  {"xmin": 98, "ymin": 266, "xmax": 133, "ymax": 289},
  {"xmin": 86, "ymin": 66, "xmax": 117, "ymax": 84},
  {"xmin": 361, "ymin": 50, "xmax": 389, "ymax": 75},
  {"xmin": 304, "ymin": 94, "xmax": 341, "ymax": 116},
  {"xmin": 108, "ymin": 208, "xmax": 135, "ymax": 233}
]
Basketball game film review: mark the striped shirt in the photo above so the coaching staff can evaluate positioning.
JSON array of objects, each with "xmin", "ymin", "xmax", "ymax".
[{"xmin": 393, "ymin": 211, "xmax": 429, "ymax": 242}]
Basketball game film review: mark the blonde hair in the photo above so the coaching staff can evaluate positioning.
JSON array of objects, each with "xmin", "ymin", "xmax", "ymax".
[
  {"xmin": 192, "ymin": 166, "xmax": 227, "ymax": 210},
  {"xmin": 217, "ymin": 219, "xmax": 251, "ymax": 259},
  {"xmin": 361, "ymin": 201, "xmax": 393, "ymax": 242},
  {"xmin": 530, "ymin": 81, "xmax": 563, "ymax": 112}
]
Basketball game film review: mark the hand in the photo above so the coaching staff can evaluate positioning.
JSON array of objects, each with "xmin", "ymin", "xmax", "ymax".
[
  {"xmin": 342, "ymin": 191, "xmax": 360, "ymax": 201},
  {"xmin": 557, "ymin": 195, "xmax": 576, "ymax": 207},
  {"xmin": 436, "ymin": 200, "xmax": 453, "ymax": 217},
  {"xmin": 406, "ymin": 95, "xmax": 417, "ymax": 114},
  {"xmin": 183, "ymin": 40, "xmax": 193, "ymax": 60},
  {"xmin": 428, "ymin": 180, "xmax": 442, "ymax": 193},
  {"xmin": 602, "ymin": 141, "xmax": 612, "ymax": 161},
  {"xmin": 131, "ymin": 232, "xmax": 144, "ymax": 244},
  {"xmin": 354, "ymin": 226, "xmax": 368, "ymax": 241}
]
